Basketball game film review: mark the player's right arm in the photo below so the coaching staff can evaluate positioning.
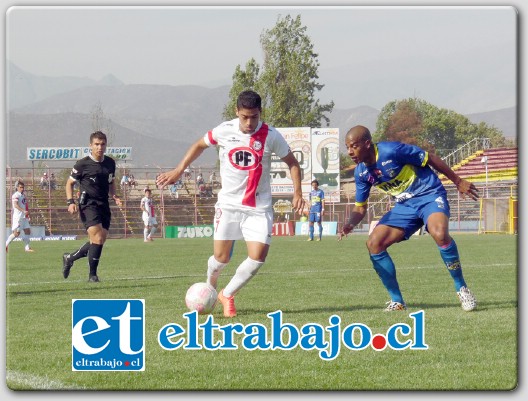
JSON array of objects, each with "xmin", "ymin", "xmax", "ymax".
[
  {"xmin": 338, "ymin": 204, "xmax": 367, "ymax": 241},
  {"xmin": 65, "ymin": 177, "xmax": 78, "ymax": 214},
  {"xmin": 156, "ymin": 138, "xmax": 209, "ymax": 188}
]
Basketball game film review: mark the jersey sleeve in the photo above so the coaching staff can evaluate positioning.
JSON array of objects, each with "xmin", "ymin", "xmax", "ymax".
[
  {"xmin": 11, "ymin": 192, "xmax": 19, "ymax": 208},
  {"xmin": 70, "ymin": 160, "xmax": 83, "ymax": 181},
  {"xmin": 203, "ymin": 121, "xmax": 228, "ymax": 147},
  {"xmin": 354, "ymin": 166, "xmax": 371, "ymax": 206},
  {"xmin": 270, "ymin": 128, "xmax": 291, "ymax": 159}
]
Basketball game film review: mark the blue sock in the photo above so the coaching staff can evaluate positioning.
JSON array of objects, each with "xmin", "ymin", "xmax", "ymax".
[
  {"xmin": 309, "ymin": 225, "xmax": 314, "ymax": 240},
  {"xmin": 318, "ymin": 223, "xmax": 323, "ymax": 240},
  {"xmin": 370, "ymin": 251, "xmax": 404, "ymax": 304},
  {"xmin": 438, "ymin": 240, "xmax": 466, "ymax": 292}
]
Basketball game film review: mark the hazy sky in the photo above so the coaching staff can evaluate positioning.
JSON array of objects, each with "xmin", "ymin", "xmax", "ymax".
[{"xmin": 5, "ymin": 5, "xmax": 517, "ymax": 112}]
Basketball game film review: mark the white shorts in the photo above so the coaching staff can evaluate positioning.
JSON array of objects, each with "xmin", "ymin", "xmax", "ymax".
[
  {"xmin": 213, "ymin": 206, "xmax": 273, "ymax": 245},
  {"xmin": 142, "ymin": 215, "xmax": 158, "ymax": 227},
  {"xmin": 12, "ymin": 216, "xmax": 30, "ymax": 232}
]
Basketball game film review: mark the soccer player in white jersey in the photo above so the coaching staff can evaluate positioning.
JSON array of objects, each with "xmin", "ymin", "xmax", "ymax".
[
  {"xmin": 5, "ymin": 182, "xmax": 35, "ymax": 252},
  {"xmin": 140, "ymin": 188, "xmax": 158, "ymax": 242},
  {"xmin": 157, "ymin": 90, "xmax": 305, "ymax": 317}
]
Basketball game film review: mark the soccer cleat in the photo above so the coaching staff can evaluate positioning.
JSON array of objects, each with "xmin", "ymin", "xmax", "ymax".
[
  {"xmin": 316, "ymin": 238, "xmax": 321, "ymax": 241},
  {"xmin": 307, "ymin": 238, "xmax": 313, "ymax": 241},
  {"xmin": 88, "ymin": 275, "xmax": 100, "ymax": 283},
  {"xmin": 384, "ymin": 301, "xmax": 407, "ymax": 312},
  {"xmin": 218, "ymin": 289, "xmax": 237, "ymax": 317},
  {"xmin": 25, "ymin": 248, "xmax": 35, "ymax": 252},
  {"xmin": 457, "ymin": 286, "xmax": 477, "ymax": 311},
  {"xmin": 62, "ymin": 253, "xmax": 73, "ymax": 279}
]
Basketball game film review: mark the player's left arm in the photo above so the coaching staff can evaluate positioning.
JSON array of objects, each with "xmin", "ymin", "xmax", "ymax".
[
  {"xmin": 109, "ymin": 177, "xmax": 122, "ymax": 206},
  {"xmin": 427, "ymin": 153, "xmax": 479, "ymax": 201},
  {"xmin": 281, "ymin": 151, "xmax": 305, "ymax": 215}
]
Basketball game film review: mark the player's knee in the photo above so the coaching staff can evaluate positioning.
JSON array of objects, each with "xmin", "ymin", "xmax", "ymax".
[
  {"xmin": 366, "ymin": 236, "xmax": 386, "ymax": 254},
  {"xmin": 428, "ymin": 226, "xmax": 449, "ymax": 244}
]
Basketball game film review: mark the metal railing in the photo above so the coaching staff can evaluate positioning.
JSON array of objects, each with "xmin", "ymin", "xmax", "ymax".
[{"xmin": 441, "ymin": 138, "xmax": 491, "ymax": 168}]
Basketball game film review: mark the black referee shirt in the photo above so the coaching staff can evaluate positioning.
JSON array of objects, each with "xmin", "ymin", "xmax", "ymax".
[{"xmin": 70, "ymin": 155, "xmax": 116, "ymax": 202}]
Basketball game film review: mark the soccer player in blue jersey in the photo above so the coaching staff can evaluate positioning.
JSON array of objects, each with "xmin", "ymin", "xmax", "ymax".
[
  {"xmin": 307, "ymin": 180, "xmax": 325, "ymax": 241},
  {"xmin": 338, "ymin": 125, "xmax": 479, "ymax": 312}
]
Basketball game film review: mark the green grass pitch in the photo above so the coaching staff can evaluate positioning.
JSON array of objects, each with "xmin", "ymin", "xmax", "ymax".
[{"xmin": 5, "ymin": 233, "xmax": 517, "ymax": 391}]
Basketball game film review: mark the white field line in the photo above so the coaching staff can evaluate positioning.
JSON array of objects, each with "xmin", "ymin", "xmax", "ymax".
[
  {"xmin": 6, "ymin": 370, "xmax": 86, "ymax": 390},
  {"xmin": 6, "ymin": 262, "xmax": 515, "ymax": 287}
]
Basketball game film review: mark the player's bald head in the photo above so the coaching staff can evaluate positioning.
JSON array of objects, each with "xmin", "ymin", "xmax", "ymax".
[{"xmin": 345, "ymin": 125, "xmax": 372, "ymax": 143}]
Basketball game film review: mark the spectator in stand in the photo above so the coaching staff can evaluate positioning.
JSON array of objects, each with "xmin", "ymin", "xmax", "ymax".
[
  {"xmin": 128, "ymin": 174, "xmax": 137, "ymax": 189},
  {"xmin": 209, "ymin": 171, "xmax": 217, "ymax": 186},
  {"xmin": 196, "ymin": 172, "xmax": 205, "ymax": 186},
  {"xmin": 40, "ymin": 172, "xmax": 49, "ymax": 189},
  {"xmin": 184, "ymin": 167, "xmax": 192, "ymax": 181},
  {"xmin": 169, "ymin": 182, "xmax": 180, "ymax": 199},
  {"xmin": 120, "ymin": 173, "xmax": 129, "ymax": 191},
  {"xmin": 49, "ymin": 173, "xmax": 57, "ymax": 190}
]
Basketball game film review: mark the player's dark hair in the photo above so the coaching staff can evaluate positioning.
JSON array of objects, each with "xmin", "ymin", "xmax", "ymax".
[
  {"xmin": 90, "ymin": 131, "xmax": 107, "ymax": 144},
  {"xmin": 17, "ymin": 182, "xmax": 25, "ymax": 187},
  {"xmin": 311, "ymin": 180, "xmax": 319, "ymax": 186},
  {"xmin": 237, "ymin": 90, "xmax": 262, "ymax": 110},
  {"xmin": 144, "ymin": 189, "xmax": 151, "ymax": 194}
]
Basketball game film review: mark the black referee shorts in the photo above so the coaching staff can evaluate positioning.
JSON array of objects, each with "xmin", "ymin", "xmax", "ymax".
[{"xmin": 79, "ymin": 201, "xmax": 112, "ymax": 231}]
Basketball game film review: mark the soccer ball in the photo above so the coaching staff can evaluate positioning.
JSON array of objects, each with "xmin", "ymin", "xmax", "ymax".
[{"xmin": 185, "ymin": 282, "xmax": 218, "ymax": 314}]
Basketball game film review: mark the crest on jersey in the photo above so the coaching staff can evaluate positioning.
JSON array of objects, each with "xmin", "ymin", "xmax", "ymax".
[
  {"xmin": 215, "ymin": 208, "xmax": 222, "ymax": 219},
  {"xmin": 252, "ymin": 140, "xmax": 263, "ymax": 151},
  {"xmin": 228, "ymin": 147, "xmax": 260, "ymax": 171}
]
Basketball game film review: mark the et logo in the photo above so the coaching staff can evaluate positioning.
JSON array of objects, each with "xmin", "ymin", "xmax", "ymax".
[
  {"xmin": 228, "ymin": 147, "xmax": 260, "ymax": 170},
  {"xmin": 72, "ymin": 299, "xmax": 145, "ymax": 371}
]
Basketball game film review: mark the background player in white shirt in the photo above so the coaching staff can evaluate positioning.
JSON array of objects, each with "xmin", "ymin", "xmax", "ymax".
[
  {"xmin": 140, "ymin": 188, "xmax": 158, "ymax": 242},
  {"xmin": 5, "ymin": 182, "xmax": 34, "ymax": 252},
  {"xmin": 157, "ymin": 90, "xmax": 305, "ymax": 317}
]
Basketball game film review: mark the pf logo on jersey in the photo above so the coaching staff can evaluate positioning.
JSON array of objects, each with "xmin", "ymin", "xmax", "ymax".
[{"xmin": 228, "ymin": 147, "xmax": 261, "ymax": 171}]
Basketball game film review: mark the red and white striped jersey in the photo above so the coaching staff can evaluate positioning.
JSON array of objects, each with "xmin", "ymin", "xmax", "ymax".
[{"xmin": 204, "ymin": 119, "xmax": 290, "ymax": 212}]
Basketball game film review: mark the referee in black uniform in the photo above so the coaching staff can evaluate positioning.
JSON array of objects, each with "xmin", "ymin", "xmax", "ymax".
[{"xmin": 62, "ymin": 131, "xmax": 122, "ymax": 282}]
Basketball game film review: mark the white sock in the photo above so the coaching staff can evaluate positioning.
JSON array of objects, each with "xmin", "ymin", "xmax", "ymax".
[
  {"xmin": 223, "ymin": 257, "xmax": 264, "ymax": 296},
  {"xmin": 23, "ymin": 234, "xmax": 30, "ymax": 250},
  {"xmin": 5, "ymin": 233, "xmax": 16, "ymax": 247},
  {"xmin": 206, "ymin": 256, "xmax": 228, "ymax": 289},
  {"xmin": 144, "ymin": 228, "xmax": 149, "ymax": 240}
]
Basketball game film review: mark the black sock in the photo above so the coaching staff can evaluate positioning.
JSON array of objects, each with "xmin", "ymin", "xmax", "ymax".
[
  {"xmin": 69, "ymin": 242, "xmax": 90, "ymax": 262},
  {"xmin": 88, "ymin": 243, "xmax": 104, "ymax": 277}
]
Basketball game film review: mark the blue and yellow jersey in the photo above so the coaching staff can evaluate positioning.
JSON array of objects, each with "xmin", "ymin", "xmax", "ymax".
[
  {"xmin": 309, "ymin": 189, "xmax": 325, "ymax": 213},
  {"xmin": 354, "ymin": 142, "xmax": 446, "ymax": 206}
]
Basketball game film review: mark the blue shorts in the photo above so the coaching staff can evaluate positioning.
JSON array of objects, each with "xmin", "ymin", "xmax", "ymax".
[
  {"xmin": 378, "ymin": 193, "xmax": 450, "ymax": 240},
  {"xmin": 309, "ymin": 211, "xmax": 322, "ymax": 223}
]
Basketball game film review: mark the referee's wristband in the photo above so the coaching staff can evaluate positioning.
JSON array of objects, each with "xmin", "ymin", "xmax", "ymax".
[{"xmin": 67, "ymin": 199, "xmax": 75, "ymax": 205}]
